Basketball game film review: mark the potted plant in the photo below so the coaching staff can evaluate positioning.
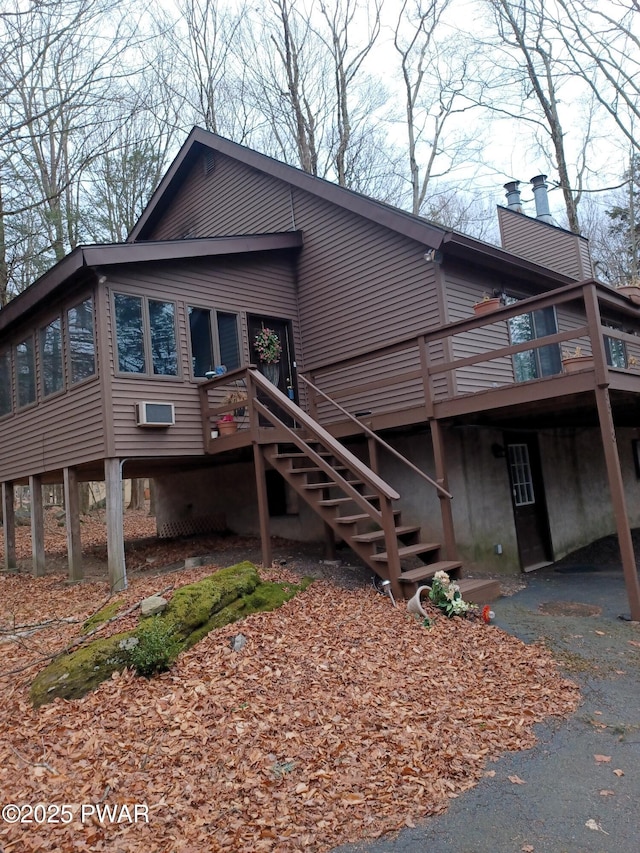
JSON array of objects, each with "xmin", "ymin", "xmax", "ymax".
[
  {"xmin": 473, "ymin": 292, "xmax": 502, "ymax": 316},
  {"xmin": 615, "ymin": 279, "xmax": 640, "ymax": 305},
  {"xmin": 254, "ymin": 326, "xmax": 282, "ymax": 384},
  {"xmin": 561, "ymin": 346, "xmax": 594, "ymax": 373},
  {"xmin": 218, "ymin": 389, "xmax": 247, "ymax": 435}
]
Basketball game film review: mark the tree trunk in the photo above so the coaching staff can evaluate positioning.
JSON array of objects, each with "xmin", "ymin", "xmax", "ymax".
[{"xmin": 128, "ymin": 478, "xmax": 146, "ymax": 510}]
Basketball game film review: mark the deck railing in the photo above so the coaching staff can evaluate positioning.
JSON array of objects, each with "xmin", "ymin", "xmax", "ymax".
[{"xmin": 301, "ymin": 281, "xmax": 640, "ymax": 424}]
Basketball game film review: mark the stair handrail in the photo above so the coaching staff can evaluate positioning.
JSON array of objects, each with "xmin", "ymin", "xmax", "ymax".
[
  {"xmin": 248, "ymin": 369, "xmax": 400, "ymax": 501},
  {"xmin": 298, "ymin": 373, "xmax": 453, "ymax": 501}
]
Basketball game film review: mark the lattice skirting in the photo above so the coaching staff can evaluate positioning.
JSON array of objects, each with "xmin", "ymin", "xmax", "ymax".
[{"xmin": 157, "ymin": 514, "xmax": 227, "ymax": 539}]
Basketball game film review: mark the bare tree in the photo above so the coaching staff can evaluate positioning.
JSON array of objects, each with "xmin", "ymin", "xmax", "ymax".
[
  {"xmin": 482, "ymin": 0, "xmax": 586, "ymax": 233},
  {"xmin": 393, "ymin": 0, "xmax": 482, "ymax": 215},
  {"xmin": 551, "ymin": 0, "xmax": 640, "ymax": 157}
]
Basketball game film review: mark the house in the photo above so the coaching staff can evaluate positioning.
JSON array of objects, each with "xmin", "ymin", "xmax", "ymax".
[{"xmin": 2, "ymin": 127, "xmax": 640, "ymax": 619}]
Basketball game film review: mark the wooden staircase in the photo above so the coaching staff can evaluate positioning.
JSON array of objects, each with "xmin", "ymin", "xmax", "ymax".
[
  {"xmin": 199, "ymin": 367, "xmax": 499, "ymax": 605},
  {"xmin": 263, "ymin": 437, "xmax": 499, "ymax": 604}
]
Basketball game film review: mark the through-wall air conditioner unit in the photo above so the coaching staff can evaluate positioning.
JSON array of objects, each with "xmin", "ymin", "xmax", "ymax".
[{"xmin": 135, "ymin": 401, "xmax": 175, "ymax": 427}]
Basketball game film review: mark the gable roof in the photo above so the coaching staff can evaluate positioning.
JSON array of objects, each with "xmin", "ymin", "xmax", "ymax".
[
  {"xmin": 0, "ymin": 232, "xmax": 302, "ymax": 335},
  {"xmin": 127, "ymin": 128, "xmax": 577, "ymax": 289}
]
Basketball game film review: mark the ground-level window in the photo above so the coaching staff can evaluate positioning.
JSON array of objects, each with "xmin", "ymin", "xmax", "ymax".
[
  {"xmin": 114, "ymin": 294, "xmax": 178, "ymax": 376},
  {"xmin": 0, "ymin": 350, "xmax": 11, "ymax": 416},
  {"xmin": 508, "ymin": 302, "xmax": 562, "ymax": 381},
  {"xmin": 40, "ymin": 317, "xmax": 64, "ymax": 396},
  {"xmin": 68, "ymin": 297, "xmax": 96, "ymax": 383},
  {"xmin": 507, "ymin": 443, "xmax": 535, "ymax": 505},
  {"xmin": 188, "ymin": 307, "xmax": 241, "ymax": 377},
  {"xmin": 16, "ymin": 337, "xmax": 36, "ymax": 407}
]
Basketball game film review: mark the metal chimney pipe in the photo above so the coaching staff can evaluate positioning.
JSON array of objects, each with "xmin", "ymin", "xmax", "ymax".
[
  {"xmin": 504, "ymin": 181, "xmax": 522, "ymax": 213},
  {"xmin": 530, "ymin": 175, "xmax": 554, "ymax": 224}
]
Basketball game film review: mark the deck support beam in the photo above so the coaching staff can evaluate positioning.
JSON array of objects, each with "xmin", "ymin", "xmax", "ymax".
[
  {"xmin": 29, "ymin": 475, "xmax": 46, "ymax": 577},
  {"xmin": 430, "ymin": 419, "xmax": 458, "ymax": 562},
  {"xmin": 595, "ymin": 386, "xmax": 640, "ymax": 621},
  {"xmin": 2, "ymin": 481, "xmax": 17, "ymax": 571},
  {"xmin": 253, "ymin": 444, "xmax": 272, "ymax": 570},
  {"xmin": 63, "ymin": 467, "xmax": 83, "ymax": 582},
  {"xmin": 105, "ymin": 458, "xmax": 127, "ymax": 592}
]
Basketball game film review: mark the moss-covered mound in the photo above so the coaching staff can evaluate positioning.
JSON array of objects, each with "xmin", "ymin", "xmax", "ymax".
[{"xmin": 30, "ymin": 562, "xmax": 311, "ymax": 707}]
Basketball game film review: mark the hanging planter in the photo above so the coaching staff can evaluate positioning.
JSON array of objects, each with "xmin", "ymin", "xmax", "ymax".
[{"xmin": 254, "ymin": 327, "xmax": 282, "ymax": 385}]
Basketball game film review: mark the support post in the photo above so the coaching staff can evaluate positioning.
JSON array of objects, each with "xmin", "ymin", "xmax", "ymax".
[
  {"xmin": 63, "ymin": 467, "xmax": 83, "ymax": 582},
  {"xmin": 367, "ymin": 433, "xmax": 380, "ymax": 475},
  {"xmin": 323, "ymin": 522, "xmax": 336, "ymax": 560},
  {"xmin": 29, "ymin": 475, "xmax": 45, "ymax": 577},
  {"xmin": 594, "ymin": 386, "xmax": 640, "ymax": 621},
  {"xmin": 380, "ymin": 498, "xmax": 403, "ymax": 601},
  {"xmin": 253, "ymin": 444, "xmax": 272, "ymax": 569},
  {"xmin": 2, "ymin": 481, "xmax": 17, "ymax": 571},
  {"xmin": 430, "ymin": 419, "xmax": 457, "ymax": 561},
  {"xmin": 105, "ymin": 458, "xmax": 126, "ymax": 592}
]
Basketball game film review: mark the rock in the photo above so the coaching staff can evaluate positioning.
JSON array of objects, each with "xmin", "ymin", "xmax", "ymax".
[
  {"xmin": 230, "ymin": 634, "xmax": 247, "ymax": 652},
  {"xmin": 30, "ymin": 563, "xmax": 313, "ymax": 706},
  {"xmin": 15, "ymin": 509, "xmax": 31, "ymax": 527},
  {"xmin": 140, "ymin": 595, "xmax": 168, "ymax": 617},
  {"xmin": 184, "ymin": 556, "xmax": 203, "ymax": 569}
]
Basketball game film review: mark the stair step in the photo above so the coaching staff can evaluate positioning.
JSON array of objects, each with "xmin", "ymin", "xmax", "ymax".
[
  {"xmin": 398, "ymin": 560, "xmax": 462, "ymax": 582},
  {"xmin": 288, "ymin": 466, "xmax": 347, "ymax": 475},
  {"xmin": 352, "ymin": 525, "xmax": 420, "ymax": 543},
  {"xmin": 318, "ymin": 494, "xmax": 378, "ymax": 507},
  {"xmin": 303, "ymin": 481, "xmax": 336, "ymax": 490},
  {"xmin": 336, "ymin": 510, "xmax": 401, "ymax": 524},
  {"xmin": 457, "ymin": 578, "xmax": 501, "ymax": 604},
  {"xmin": 371, "ymin": 542, "xmax": 442, "ymax": 563},
  {"xmin": 274, "ymin": 451, "xmax": 332, "ymax": 460}
]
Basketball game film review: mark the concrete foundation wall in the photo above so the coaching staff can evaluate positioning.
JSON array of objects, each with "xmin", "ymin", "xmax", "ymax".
[
  {"xmin": 153, "ymin": 425, "xmax": 640, "ymax": 576},
  {"xmin": 154, "ymin": 463, "xmax": 326, "ymax": 547}
]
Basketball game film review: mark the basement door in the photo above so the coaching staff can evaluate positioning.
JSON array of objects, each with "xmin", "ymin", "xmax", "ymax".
[
  {"xmin": 504, "ymin": 433, "xmax": 553, "ymax": 571},
  {"xmin": 247, "ymin": 315, "xmax": 297, "ymax": 425}
]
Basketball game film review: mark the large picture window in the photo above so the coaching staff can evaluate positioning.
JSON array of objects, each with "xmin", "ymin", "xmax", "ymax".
[
  {"xmin": 40, "ymin": 317, "xmax": 64, "ymax": 396},
  {"xmin": 188, "ymin": 307, "xmax": 240, "ymax": 377},
  {"xmin": 16, "ymin": 337, "xmax": 36, "ymax": 407},
  {"xmin": 114, "ymin": 293, "xmax": 178, "ymax": 376},
  {"xmin": 0, "ymin": 351, "xmax": 11, "ymax": 416},
  {"xmin": 68, "ymin": 297, "xmax": 96, "ymax": 383},
  {"xmin": 508, "ymin": 303, "xmax": 561, "ymax": 382}
]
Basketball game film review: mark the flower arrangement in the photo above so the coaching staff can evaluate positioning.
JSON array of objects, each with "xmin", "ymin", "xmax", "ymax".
[
  {"xmin": 428, "ymin": 570, "xmax": 471, "ymax": 617},
  {"xmin": 254, "ymin": 327, "xmax": 282, "ymax": 364},
  {"xmin": 220, "ymin": 388, "xmax": 247, "ymax": 421},
  {"xmin": 562, "ymin": 345, "xmax": 583, "ymax": 360}
]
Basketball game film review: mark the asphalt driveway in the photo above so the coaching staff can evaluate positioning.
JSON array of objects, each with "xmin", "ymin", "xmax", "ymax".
[{"xmin": 332, "ymin": 564, "xmax": 640, "ymax": 853}]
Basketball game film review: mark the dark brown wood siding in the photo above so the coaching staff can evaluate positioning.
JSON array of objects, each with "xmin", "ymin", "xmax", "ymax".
[
  {"xmin": 498, "ymin": 207, "xmax": 590, "ymax": 280},
  {"xmin": 104, "ymin": 254, "xmax": 299, "ymax": 457},
  {"xmin": 146, "ymin": 151, "xmax": 444, "ymax": 421},
  {"xmin": 0, "ymin": 286, "xmax": 105, "ymax": 481},
  {"xmin": 149, "ymin": 152, "xmax": 293, "ymax": 239}
]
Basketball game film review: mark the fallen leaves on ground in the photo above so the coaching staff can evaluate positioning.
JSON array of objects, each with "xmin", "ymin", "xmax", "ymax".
[{"xmin": 0, "ymin": 527, "xmax": 581, "ymax": 852}]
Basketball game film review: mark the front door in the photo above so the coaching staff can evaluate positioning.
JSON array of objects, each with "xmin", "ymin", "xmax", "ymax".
[
  {"xmin": 247, "ymin": 315, "xmax": 297, "ymax": 425},
  {"xmin": 505, "ymin": 433, "xmax": 553, "ymax": 571}
]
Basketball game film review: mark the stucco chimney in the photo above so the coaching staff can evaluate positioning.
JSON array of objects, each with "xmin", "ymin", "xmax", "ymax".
[
  {"xmin": 530, "ymin": 175, "xmax": 554, "ymax": 225},
  {"xmin": 504, "ymin": 181, "xmax": 522, "ymax": 213}
]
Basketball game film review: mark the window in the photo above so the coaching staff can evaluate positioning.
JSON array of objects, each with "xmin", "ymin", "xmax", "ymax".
[
  {"xmin": 40, "ymin": 317, "xmax": 64, "ymax": 396},
  {"xmin": 68, "ymin": 298, "xmax": 96, "ymax": 383},
  {"xmin": 0, "ymin": 351, "xmax": 11, "ymax": 416},
  {"xmin": 508, "ymin": 302, "xmax": 562, "ymax": 382},
  {"xmin": 16, "ymin": 337, "xmax": 36, "ymax": 407},
  {"xmin": 603, "ymin": 323, "xmax": 627, "ymax": 368},
  {"xmin": 115, "ymin": 294, "xmax": 146, "ymax": 373},
  {"xmin": 149, "ymin": 300, "xmax": 177, "ymax": 375},
  {"xmin": 507, "ymin": 444, "xmax": 535, "ymax": 506},
  {"xmin": 188, "ymin": 307, "xmax": 240, "ymax": 377}
]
